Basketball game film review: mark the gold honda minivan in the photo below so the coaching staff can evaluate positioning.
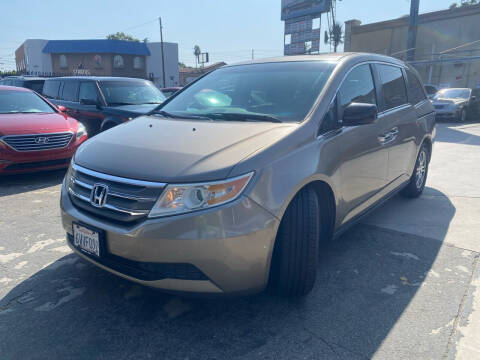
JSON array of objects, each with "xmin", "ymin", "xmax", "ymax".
[{"xmin": 61, "ymin": 53, "xmax": 435, "ymax": 297}]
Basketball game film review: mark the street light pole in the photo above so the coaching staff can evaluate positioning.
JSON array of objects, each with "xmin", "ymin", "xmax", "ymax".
[
  {"xmin": 159, "ymin": 17, "xmax": 166, "ymax": 88},
  {"xmin": 407, "ymin": 0, "xmax": 420, "ymax": 62}
]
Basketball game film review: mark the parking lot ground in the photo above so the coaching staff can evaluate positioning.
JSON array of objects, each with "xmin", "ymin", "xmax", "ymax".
[{"xmin": 1, "ymin": 122, "xmax": 480, "ymax": 359}]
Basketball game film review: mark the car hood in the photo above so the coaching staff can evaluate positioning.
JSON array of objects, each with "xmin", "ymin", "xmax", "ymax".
[
  {"xmin": 75, "ymin": 116, "xmax": 297, "ymax": 182},
  {"xmin": 104, "ymin": 104, "xmax": 160, "ymax": 117},
  {"xmin": 0, "ymin": 112, "xmax": 76, "ymax": 136}
]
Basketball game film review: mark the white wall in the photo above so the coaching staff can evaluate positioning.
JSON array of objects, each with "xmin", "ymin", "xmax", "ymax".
[
  {"xmin": 146, "ymin": 42, "xmax": 179, "ymax": 88},
  {"xmin": 23, "ymin": 39, "xmax": 52, "ymax": 74}
]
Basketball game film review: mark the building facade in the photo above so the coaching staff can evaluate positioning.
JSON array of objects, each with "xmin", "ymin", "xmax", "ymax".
[
  {"xmin": 179, "ymin": 62, "xmax": 226, "ymax": 86},
  {"xmin": 15, "ymin": 39, "xmax": 179, "ymax": 87},
  {"xmin": 344, "ymin": 4, "xmax": 480, "ymax": 89}
]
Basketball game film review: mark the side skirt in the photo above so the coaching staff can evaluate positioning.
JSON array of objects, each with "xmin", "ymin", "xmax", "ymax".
[{"xmin": 332, "ymin": 180, "xmax": 409, "ymax": 240}]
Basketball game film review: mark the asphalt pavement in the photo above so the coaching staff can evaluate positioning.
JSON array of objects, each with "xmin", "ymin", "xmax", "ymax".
[{"xmin": 1, "ymin": 122, "xmax": 480, "ymax": 359}]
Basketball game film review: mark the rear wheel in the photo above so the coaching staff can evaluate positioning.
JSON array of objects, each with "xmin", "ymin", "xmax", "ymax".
[
  {"xmin": 268, "ymin": 187, "xmax": 320, "ymax": 297},
  {"xmin": 400, "ymin": 143, "xmax": 429, "ymax": 198}
]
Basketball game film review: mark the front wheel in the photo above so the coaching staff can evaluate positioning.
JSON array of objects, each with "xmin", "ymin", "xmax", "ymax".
[
  {"xmin": 268, "ymin": 187, "xmax": 320, "ymax": 297},
  {"xmin": 400, "ymin": 143, "xmax": 430, "ymax": 198},
  {"xmin": 458, "ymin": 108, "xmax": 467, "ymax": 122}
]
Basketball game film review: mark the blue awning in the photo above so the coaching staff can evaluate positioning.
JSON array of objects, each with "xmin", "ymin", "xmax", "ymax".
[{"xmin": 42, "ymin": 39, "xmax": 150, "ymax": 56}]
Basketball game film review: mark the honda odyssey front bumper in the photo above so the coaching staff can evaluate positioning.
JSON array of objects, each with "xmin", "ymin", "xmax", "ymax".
[{"xmin": 60, "ymin": 180, "xmax": 279, "ymax": 295}]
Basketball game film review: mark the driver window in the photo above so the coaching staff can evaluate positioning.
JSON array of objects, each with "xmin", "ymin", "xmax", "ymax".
[{"xmin": 338, "ymin": 64, "xmax": 377, "ymax": 120}]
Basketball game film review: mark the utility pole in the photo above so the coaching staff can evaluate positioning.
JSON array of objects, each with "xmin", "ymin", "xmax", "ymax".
[
  {"xmin": 159, "ymin": 17, "xmax": 166, "ymax": 88},
  {"xmin": 407, "ymin": 0, "xmax": 420, "ymax": 62},
  {"xmin": 251, "ymin": 49, "xmax": 254, "ymax": 60}
]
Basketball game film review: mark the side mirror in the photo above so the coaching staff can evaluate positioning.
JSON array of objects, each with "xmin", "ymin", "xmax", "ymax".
[
  {"xmin": 80, "ymin": 98, "xmax": 100, "ymax": 107},
  {"xmin": 471, "ymin": 95, "xmax": 477, "ymax": 101},
  {"xmin": 57, "ymin": 105, "xmax": 67, "ymax": 113},
  {"xmin": 342, "ymin": 103, "xmax": 378, "ymax": 126}
]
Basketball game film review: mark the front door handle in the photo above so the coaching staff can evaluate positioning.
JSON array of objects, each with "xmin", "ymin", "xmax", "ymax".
[{"xmin": 378, "ymin": 127, "xmax": 399, "ymax": 145}]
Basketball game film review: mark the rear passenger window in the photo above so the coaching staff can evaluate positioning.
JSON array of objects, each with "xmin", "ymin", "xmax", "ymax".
[
  {"xmin": 338, "ymin": 64, "xmax": 377, "ymax": 119},
  {"xmin": 79, "ymin": 82, "xmax": 99, "ymax": 102},
  {"xmin": 377, "ymin": 64, "xmax": 408, "ymax": 111},
  {"xmin": 406, "ymin": 69, "xmax": 426, "ymax": 105},
  {"xmin": 61, "ymin": 81, "xmax": 79, "ymax": 102},
  {"xmin": 43, "ymin": 80, "xmax": 61, "ymax": 99}
]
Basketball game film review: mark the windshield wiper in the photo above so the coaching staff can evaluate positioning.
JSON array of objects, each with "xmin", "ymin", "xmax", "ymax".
[
  {"xmin": 153, "ymin": 110, "xmax": 212, "ymax": 120},
  {"xmin": 202, "ymin": 113, "xmax": 283, "ymax": 123},
  {"xmin": 108, "ymin": 102, "xmax": 136, "ymax": 106}
]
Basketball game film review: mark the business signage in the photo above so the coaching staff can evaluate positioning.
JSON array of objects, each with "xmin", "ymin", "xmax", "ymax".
[{"xmin": 281, "ymin": 0, "xmax": 331, "ymax": 21}]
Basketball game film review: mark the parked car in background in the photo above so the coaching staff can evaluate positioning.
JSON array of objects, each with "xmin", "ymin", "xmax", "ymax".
[
  {"xmin": 0, "ymin": 86, "xmax": 87, "ymax": 174},
  {"xmin": 61, "ymin": 53, "xmax": 435, "ymax": 297},
  {"xmin": 0, "ymin": 76, "xmax": 45, "ymax": 93},
  {"xmin": 42, "ymin": 77, "xmax": 166, "ymax": 136},
  {"xmin": 160, "ymin": 87, "xmax": 182, "ymax": 98},
  {"xmin": 432, "ymin": 88, "xmax": 479, "ymax": 122},
  {"xmin": 424, "ymin": 84, "xmax": 438, "ymax": 99}
]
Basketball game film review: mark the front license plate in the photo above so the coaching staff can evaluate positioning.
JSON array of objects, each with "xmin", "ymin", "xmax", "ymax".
[{"xmin": 72, "ymin": 223, "xmax": 100, "ymax": 258}]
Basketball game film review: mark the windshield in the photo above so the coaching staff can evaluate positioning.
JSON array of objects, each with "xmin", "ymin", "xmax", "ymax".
[
  {"xmin": 100, "ymin": 80, "xmax": 166, "ymax": 106},
  {"xmin": 434, "ymin": 88, "xmax": 470, "ymax": 100},
  {"xmin": 159, "ymin": 61, "xmax": 336, "ymax": 122},
  {"xmin": 0, "ymin": 90, "xmax": 55, "ymax": 114}
]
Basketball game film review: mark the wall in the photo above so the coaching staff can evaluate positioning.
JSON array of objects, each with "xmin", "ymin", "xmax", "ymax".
[
  {"xmin": 345, "ymin": 5, "xmax": 480, "ymax": 88},
  {"xmin": 50, "ymin": 53, "xmax": 147, "ymax": 78},
  {"xmin": 15, "ymin": 39, "xmax": 52, "ymax": 74},
  {"xmin": 146, "ymin": 42, "xmax": 179, "ymax": 87}
]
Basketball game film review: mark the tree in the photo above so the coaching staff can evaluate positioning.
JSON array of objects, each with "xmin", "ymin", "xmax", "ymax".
[
  {"xmin": 193, "ymin": 45, "xmax": 201, "ymax": 68},
  {"xmin": 324, "ymin": 21, "xmax": 344, "ymax": 53},
  {"xmin": 450, "ymin": 0, "xmax": 478, "ymax": 8},
  {"xmin": 106, "ymin": 32, "xmax": 140, "ymax": 42},
  {"xmin": 178, "ymin": 62, "xmax": 188, "ymax": 68}
]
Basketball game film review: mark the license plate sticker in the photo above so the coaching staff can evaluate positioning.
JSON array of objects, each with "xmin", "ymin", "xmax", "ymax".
[{"xmin": 72, "ymin": 223, "xmax": 100, "ymax": 258}]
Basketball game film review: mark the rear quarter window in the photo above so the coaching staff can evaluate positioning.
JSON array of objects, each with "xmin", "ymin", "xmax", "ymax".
[
  {"xmin": 377, "ymin": 64, "xmax": 408, "ymax": 111},
  {"xmin": 405, "ymin": 69, "xmax": 427, "ymax": 105}
]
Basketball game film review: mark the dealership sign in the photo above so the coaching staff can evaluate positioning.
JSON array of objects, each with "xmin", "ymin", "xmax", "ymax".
[{"xmin": 281, "ymin": 0, "xmax": 331, "ymax": 20}]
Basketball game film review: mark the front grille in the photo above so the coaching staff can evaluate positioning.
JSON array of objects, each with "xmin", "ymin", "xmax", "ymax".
[
  {"xmin": 67, "ymin": 234, "xmax": 208, "ymax": 281},
  {"xmin": 2, "ymin": 132, "xmax": 73, "ymax": 151},
  {"xmin": 5, "ymin": 158, "xmax": 70, "ymax": 171},
  {"xmin": 68, "ymin": 163, "xmax": 165, "ymax": 223}
]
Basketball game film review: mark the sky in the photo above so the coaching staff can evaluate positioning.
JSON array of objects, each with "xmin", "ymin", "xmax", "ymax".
[{"xmin": 0, "ymin": 0, "xmax": 459, "ymax": 71}]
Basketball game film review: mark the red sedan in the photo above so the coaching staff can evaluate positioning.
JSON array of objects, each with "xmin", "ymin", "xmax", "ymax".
[{"xmin": 0, "ymin": 86, "xmax": 87, "ymax": 174}]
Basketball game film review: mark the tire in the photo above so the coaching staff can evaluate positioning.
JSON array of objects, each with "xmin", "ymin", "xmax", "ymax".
[
  {"xmin": 400, "ymin": 143, "xmax": 429, "ymax": 198},
  {"xmin": 268, "ymin": 187, "xmax": 320, "ymax": 297},
  {"xmin": 457, "ymin": 108, "xmax": 467, "ymax": 123}
]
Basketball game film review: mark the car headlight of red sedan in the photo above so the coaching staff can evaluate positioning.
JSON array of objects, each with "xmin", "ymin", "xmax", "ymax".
[{"xmin": 76, "ymin": 123, "xmax": 87, "ymax": 140}]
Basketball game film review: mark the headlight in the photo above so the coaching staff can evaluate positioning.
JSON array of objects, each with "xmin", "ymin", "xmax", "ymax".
[
  {"xmin": 76, "ymin": 123, "xmax": 87, "ymax": 140},
  {"xmin": 148, "ymin": 172, "xmax": 254, "ymax": 218}
]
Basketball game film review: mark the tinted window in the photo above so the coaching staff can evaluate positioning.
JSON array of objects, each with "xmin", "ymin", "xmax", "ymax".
[
  {"xmin": 100, "ymin": 80, "xmax": 165, "ymax": 106},
  {"xmin": 377, "ymin": 64, "xmax": 408, "ymax": 110},
  {"xmin": 79, "ymin": 82, "xmax": 99, "ymax": 102},
  {"xmin": 61, "ymin": 81, "xmax": 79, "ymax": 102},
  {"xmin": 25, "ymin": 80, "xmax": 45, "ymax": 93},
  {"xmin": 406, "ymin": 69, "xmax": 426, "ymax": 105},
  {"xmin": 162, "ymin": 61, "xmax": 336, "ymax": 122},
  {"xmin": 338, "ymin": 64, "xmax": 376, "ymax": 119},
  {"xmin": 0, "ymin": 90, "xmax": 55, "ymax": 114},
  {"xmin": 43, "ymin": 80, "xmax": 61, "ymax": 99}
]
